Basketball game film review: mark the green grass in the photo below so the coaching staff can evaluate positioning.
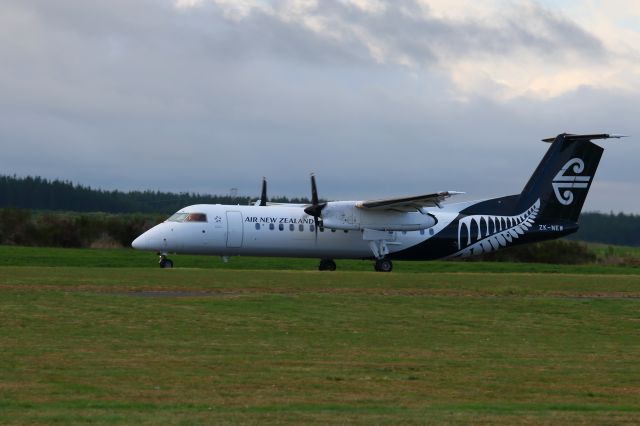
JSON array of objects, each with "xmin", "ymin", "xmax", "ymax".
[
  {"xmin": 1, "ymin": 246, "xmax": 640, "ymax": 423},
  {"xmin": 1, "ymin": 244, "xmax": 639, "ymax": 274}
]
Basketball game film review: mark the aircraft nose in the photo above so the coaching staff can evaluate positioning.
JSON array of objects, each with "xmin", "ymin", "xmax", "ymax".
[
  {"xmin": 131, "ymin": 229, "xmax": 160, "ymax": 251},
  {"xmin": 131, "ymin": 235, "xmax": 142, "ymax": 250},
  {"xmin": 131, "ymin": 234, "xmax": 147, "ymax": 250}
]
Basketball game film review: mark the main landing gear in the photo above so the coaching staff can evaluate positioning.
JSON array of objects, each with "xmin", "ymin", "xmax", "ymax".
[
  {"xmin": 318, "ymin": 258, "xmax": 337, "ymax": 271},
  {"xmin": 317, "ymin": 258, "xmax": 392, "ymax": 272},
  {"xmin": 159, "ymin": 254, "xmax": 174, "ymax": 269},
  {"xmin": 374, "ymin": 258, "xmax": 393, "ymax": 273},
  {"xmin": 366, "ymin": 238, "xmax": 394, "ymax": 272}
]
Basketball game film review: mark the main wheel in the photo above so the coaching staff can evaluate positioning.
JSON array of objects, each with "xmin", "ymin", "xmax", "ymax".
[
  {"xmin": 159, "ymin": 258, "xmax": 174, "ymax": 268},
  {"xmin": 374, "ymin": 259, "xmax": 392, "ymax": 272},
  {"xmin": 318, "ymin": 259, "xmax": 336, "ymax": 271}
]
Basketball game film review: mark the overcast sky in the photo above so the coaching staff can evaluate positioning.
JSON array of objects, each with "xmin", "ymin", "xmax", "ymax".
[{"xmin": 1, "ymin": 0, "xmax": 639, "ymax": 212}]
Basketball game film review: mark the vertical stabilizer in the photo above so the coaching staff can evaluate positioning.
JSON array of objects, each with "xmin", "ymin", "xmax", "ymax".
[{"xmin": 516, "ymin": 133, "xmax": 621, "ymax": 222}]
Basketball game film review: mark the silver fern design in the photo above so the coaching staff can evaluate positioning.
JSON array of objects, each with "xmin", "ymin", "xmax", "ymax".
[{"xmin": 451, "ymin": 199, "xmax": 541, "ymax": 258}]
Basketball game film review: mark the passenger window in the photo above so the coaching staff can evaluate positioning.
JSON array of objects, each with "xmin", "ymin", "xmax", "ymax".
[
  {"xmin": 299, "ymin": 224, "xmax": 304, "ymax": 232},
  {"xmin": 289, "ymin": 224, "xmax": 294, "ymax": 231},
  {"xmin": 279, "ymin": 223, "xmax": 284, "ymax": 231},
  {"xmin": 310, "ymin": 225, "xmax": 315, "ymax": 232},
  {"xmin": 269, "ymin": 223, "xmax": 274, "ymax": 230},
  {"xmin": 420, "ymin": 229, "xmax": 425, "ymax": 235},
  {"xmin": 255, "ymin": 223, "xmax": 260, "ymax": 230}
]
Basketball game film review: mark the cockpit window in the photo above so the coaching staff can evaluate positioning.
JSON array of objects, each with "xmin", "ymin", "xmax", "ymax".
[
  {"xmin": 185, "ymin": 213, "xmax": 207, "ymax": 222},
  {"xmin": 167, "ymin": 213, "xmax": 189, "ymax": 222},
  {"xmin": 167, "ymin": 212, "xmax": 207, "ymax": 222}
]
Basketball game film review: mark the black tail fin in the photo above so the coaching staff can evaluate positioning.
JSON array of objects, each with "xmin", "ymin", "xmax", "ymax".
[{"xmin": 516, "ymin": 133, "xmax": 621, "ymax": 222}]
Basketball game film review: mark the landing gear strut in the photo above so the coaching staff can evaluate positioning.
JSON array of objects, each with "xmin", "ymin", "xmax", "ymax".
[
  {"xmin": 374, "ymin": 258, "xmax": 393, "ymax": 272},
  {"xmin": 365, "ymin": 237, "xmax": 394, "ymax": 272},
  {"xmin": 159, "ymin": 254, "xmax": 174, "ymax": 269},
  {"xmin": 318, "ymin": 258, "xmax": 336, "ymax": 271}
]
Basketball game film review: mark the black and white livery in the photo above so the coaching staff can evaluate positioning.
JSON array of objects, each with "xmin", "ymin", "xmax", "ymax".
[{"xmin": 132, "ymin": 133, "xmax": 623, "ymax": 271}]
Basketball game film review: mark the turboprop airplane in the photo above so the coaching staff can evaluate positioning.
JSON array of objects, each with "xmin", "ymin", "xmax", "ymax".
[{"xmin": 132, "ymin": 133, "xmax": 624, "ymax": 272}]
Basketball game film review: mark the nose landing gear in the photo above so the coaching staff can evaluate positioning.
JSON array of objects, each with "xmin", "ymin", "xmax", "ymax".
[{"xmin": 159, "ymin": 254, "xmax": 174, "ymax": 269}]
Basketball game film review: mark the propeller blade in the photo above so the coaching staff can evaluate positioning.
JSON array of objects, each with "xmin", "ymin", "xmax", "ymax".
[
  {"xmin": 303, "ymin": 173, "xmax": 326, "ymax": 243},
  {"xmin": 310, "ymin": 174, "xmax": 319, "ymax": 206},
  {"xmin": 259, "ymin": 177, "xmax": 267, "ymax": 207}
]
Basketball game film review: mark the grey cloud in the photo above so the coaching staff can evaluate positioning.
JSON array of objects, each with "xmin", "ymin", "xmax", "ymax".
[
  {"xmin": 499, "ymin": 4, "xmax": 607, "ymax": 57},
  {"xmin": 0, "ymin": 0, "xmax": 637, "ymax": 212},
  {"xmin": 232, "ymin": 0, "xmax": 610, "ymax": 67}
]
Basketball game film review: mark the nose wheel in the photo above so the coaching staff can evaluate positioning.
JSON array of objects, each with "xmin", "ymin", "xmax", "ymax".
[
  {"xmin": 159, "ymin": 255, "xmax": 174, "ymax": 269},
  {"xmin": 374, "ymin": 258, "xmax": 393, "ymax": 272}
]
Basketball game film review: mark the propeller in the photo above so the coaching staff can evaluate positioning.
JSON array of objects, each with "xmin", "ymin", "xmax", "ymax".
[
  {"xmin": 259, "ymin": 177, "xmax": 268, "ymax": 206},
  {"xmin": 303, "ymin": 174, "xmax": 326, "ymax": 241}
]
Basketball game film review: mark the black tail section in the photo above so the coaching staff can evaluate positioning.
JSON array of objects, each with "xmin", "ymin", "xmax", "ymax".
[{"xmin": 515, "ymin": 133, "xmax": 617, "ymax": 222}]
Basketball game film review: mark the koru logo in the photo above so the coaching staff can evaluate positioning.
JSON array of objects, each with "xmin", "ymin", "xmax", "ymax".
[{"xmin": 552, "ymin": 158, "xmax": 591, "ymax": 205}]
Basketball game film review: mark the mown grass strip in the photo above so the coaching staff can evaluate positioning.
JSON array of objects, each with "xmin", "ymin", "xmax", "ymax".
[
  {"xmin": 2, "ymin": 400, "xmax": 639, "ymax": 413},
  {"xmin": 1, "ymin": 245, "xmax": 639, "ymax": 274},
  {"xmin": 1, "ymin": 266, "xmax": 640, "ymax": 296}
]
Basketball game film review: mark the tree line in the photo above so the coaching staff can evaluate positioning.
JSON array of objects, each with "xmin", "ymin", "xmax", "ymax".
[
  {"xmin": 0, "ymin": 175, "xmax": 310, "ymax": 214},
  {"xmin": 571, "ymin": 212, "xmax": 640, "ymax": 246}
]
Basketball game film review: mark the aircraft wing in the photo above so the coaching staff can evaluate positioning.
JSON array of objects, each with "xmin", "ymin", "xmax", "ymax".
[{"xmin": 356, "ymin": 191, "xmax": 464, "ymax": 212}]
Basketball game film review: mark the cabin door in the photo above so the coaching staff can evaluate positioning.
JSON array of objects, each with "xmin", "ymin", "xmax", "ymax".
[{"xmin": 226, "ymin": 211, "xmax": 244, "ymax": 248}]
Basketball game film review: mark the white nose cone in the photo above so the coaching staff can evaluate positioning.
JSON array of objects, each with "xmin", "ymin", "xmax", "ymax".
[
  {"xmin": 131, "ymin": 236, "xmax": 140, "ymax": 249},
  {"xmin": 131, "ymin": 231, "xmax": 158, "ymax": 251},
  {"xmin": 131, "ymin": 234, "xmax": 145, "ymax": 250},
  {"xmin": 132, "ymin": 224, "xmax": 167, "ymax": 251}
]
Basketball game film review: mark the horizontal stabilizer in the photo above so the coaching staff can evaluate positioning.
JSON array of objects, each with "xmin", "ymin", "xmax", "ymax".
[{"xmin": 542, "ymin": 133, "xmax": 628, "ymax": 143}]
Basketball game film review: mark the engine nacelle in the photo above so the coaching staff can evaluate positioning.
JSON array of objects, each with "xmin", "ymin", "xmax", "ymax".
[
  {"xmin": 358, "ymin": 209, "xmax": 437, "ymax": 231},
  {"xmin": 320, "ymin": 201, "xmax": 360, "ymax": 230},
  {"xmin": 319, "ymin": 201, "xmax": 438, "ymax": 231}
]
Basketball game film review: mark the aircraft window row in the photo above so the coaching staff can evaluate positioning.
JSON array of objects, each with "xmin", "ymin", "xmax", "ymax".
[
  {"xmin": 254, "ymin": 223, "xmax": 322, "ymax": 232},
  {"xmin": 251, "ymin": 223, "xmax": 436, "ymax": 235},
  {"xmin": 167, "ymin": 212, "xmax": 208, "ymax": 222},
  {"xmin": 252, "ymin": 222, "xmax": 435, "ymax": 235}
]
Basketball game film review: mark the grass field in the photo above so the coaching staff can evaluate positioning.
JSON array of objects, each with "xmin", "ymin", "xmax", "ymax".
[{"xmin": 1, "ymin": 246, "xmax": 640, "ymax": 424}]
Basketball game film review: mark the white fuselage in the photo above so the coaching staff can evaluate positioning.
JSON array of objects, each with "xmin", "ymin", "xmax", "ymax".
[{"xmin": 131, "ymin": 203, "xmax": 462, "ymax": 259}]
